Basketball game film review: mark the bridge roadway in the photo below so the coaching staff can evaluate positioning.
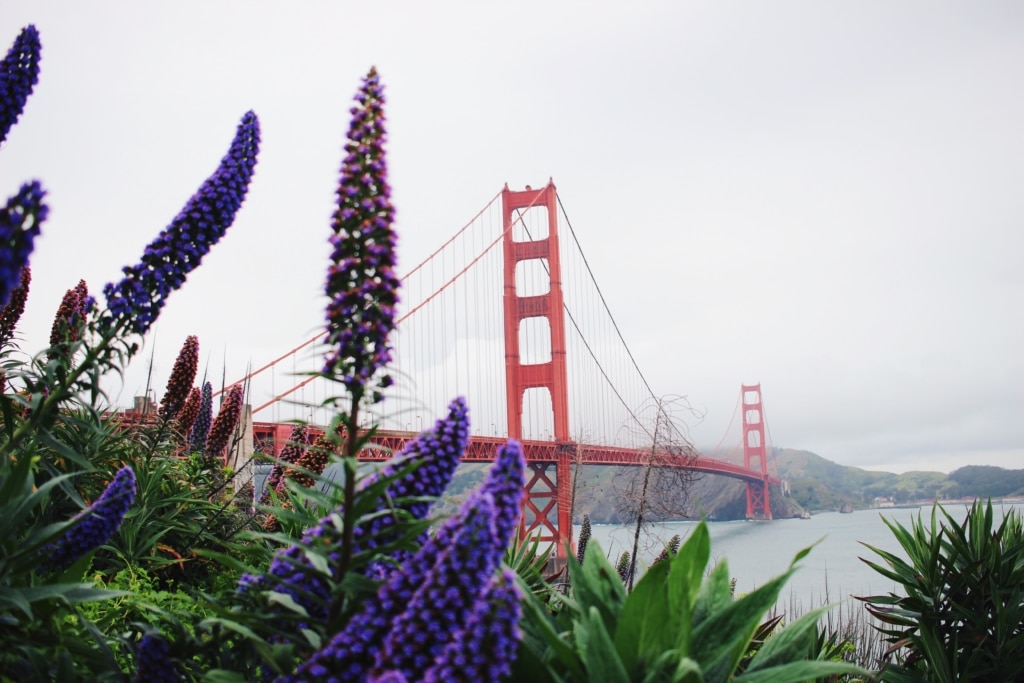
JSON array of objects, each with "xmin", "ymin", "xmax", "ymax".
[{"xmin": 253, "ymin": 424, "xmax": 781, "ymax": 488}]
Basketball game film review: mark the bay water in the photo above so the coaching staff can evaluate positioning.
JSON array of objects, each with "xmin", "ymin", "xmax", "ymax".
[{"xmin": 581, "ymin": 503, "xmax": 1019, "ymax": 612}]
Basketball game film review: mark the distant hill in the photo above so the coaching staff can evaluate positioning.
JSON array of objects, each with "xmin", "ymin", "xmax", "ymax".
[{"xmin": 438, "ymin": 448, "xmax": 1024, "ymax": 523}]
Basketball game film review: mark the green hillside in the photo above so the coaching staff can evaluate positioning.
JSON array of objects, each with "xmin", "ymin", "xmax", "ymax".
[{"xmin": 437, "ymin": 448, "xmax": 1024, "ymax": 522}]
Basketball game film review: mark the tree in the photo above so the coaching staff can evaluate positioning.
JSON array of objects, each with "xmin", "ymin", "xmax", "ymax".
[{"xmin": 613, "ymin": 395, "xmax": 701, "ymax": 590}]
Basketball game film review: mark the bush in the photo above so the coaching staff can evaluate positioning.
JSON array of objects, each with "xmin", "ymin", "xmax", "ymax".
[
  {"xmin": 514, "ymin": 521, "xmax": 873, "ymax": 682},
  {"xmin": 860, "ymin": 500, "xmax": 1024, "ymax": 682}
]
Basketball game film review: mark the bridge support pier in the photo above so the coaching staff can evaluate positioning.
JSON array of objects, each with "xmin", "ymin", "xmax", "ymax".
[{"xmin": 518, "ymin": 451, "xmax": 573, "ymax": 572}]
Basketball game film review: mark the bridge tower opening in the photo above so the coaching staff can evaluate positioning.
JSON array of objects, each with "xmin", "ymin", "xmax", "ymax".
[
  {"xmin": 742, "ymin": 383, "xmax": 772, "ymax": 520},
  {"xmin": 501, "ymin": 180, "xmax": 573, "ymax": 563}
]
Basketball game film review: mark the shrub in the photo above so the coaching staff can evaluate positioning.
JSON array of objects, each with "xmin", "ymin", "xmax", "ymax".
[
  {"xmin": 514, "ymin": 521, "xmax": 872, "ymax": 682},
  {"xmin": 859, "ymin": 500, "xmax": 1024, "ymax": 682}
]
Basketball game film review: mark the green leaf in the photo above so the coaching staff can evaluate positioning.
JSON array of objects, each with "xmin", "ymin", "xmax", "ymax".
[
  {"xmin": 690, "ymin": 570, "xmax": 794, "ymax": 677},
  {"xmin": 615, "ymin": 550, "xmax": 673, "ymax": 674},
  {"xmin": 266, "ymin": 591, "xmax": 310, "ymax": 617},
  {"xmin": 199, "ymin": 617, "xmax": 266, "ymax": 644},
  {"xmin": 667, "ymin": 521, "xmax": 712, "ymax": 654},
  {"xmin": 577, "ymin": 606, "xmax": 630, "ymax": 683},
  {"xmin": 517, "ymin": 576, "xmax": 585, "ymax": 680},
  {"xmin": 742, "ymin": 604, "xmax": 827, "ymax": 672},
  {"xmin": 732, "ymin": 660, "xmax": 872, "ymax": 683},
  {"xmin": 568, "ymin": 541, "xmax": 626, "ymax": 635}
]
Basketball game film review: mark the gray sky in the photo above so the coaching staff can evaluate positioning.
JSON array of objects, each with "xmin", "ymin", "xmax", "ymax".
[{"xmin": 1, "ymin": 1, "xmax": 1021, "ymax": 474}]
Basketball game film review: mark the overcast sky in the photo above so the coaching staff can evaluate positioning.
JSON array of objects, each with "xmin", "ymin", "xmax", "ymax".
[{"xmin": 1, "ymin": 1, "xmax": 1021, "ymax": 475}]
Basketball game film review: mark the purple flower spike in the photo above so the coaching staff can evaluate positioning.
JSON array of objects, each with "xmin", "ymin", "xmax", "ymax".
[
  {"xmin": 42, "ymin": 466, "xmax": 136, "ymax": 573},
  {"xmin": 0, "ymin": 181, "xmax": 46, "ymax": 309},
  {"xmin": 159, "ymin": 335, "xmax": 199, "ymax": 420},
  {"xmin": 285, "ymin": 494, "xmax": 502, "ymax": 683},
  {"xmin": 47, "ymin": 281, "xmax": 88, "ymax": 356},
  {"xmin": 261, "ymin": 423, "xmax": 308, "ymax": 504},
  {"xmin": 132, "ymin": 634, "xmax": 180, "ymax": 683},
  {"xmin": 205, "ymin": 383, "xmax": 244, "ymax": 462},
  {"xmin": 0, "ymin": 25, "xmax": 41, "ymax": 145},
  {"xmin": 480, "ymin": 439, "xmax": 526, "ymax": 551},
  {"xmin": 254, "ymin": 397, "xmax": 469, "ymax": 617},
  {"xmin": 323, "ymin": 67, "xmax": 400, "ymax": 400},
  {"xmin": 176, "ymin": 386, "xmax": 201, "ymax": 435},
  {"xmin": 0, "ymin": 265, "xmax": 30, "ymax": 345},
  {"xmin": 423, "ymin": 568, "xmax": 523, "ymax": 683},
  {"xmin": 103, "ymin": 112, "xmax": 260, "ymax": 335},
  {"xmin": 370, "ymin": 672, "xmax": 408, "ymax": 683},
  {"xmin": 189, "ymin": 381, "xmax": 213, "ymax": 454}
]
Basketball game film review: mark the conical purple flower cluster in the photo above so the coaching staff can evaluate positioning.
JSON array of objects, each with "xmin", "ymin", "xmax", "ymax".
[
  {"xmin": 189, "ymin": 381, "xmax": 213, "ymax": 454},
  {"xmin": 0, "ymin": 265, "xmax": 30, "ymax": 346},
  {"xmin": 253, "ymin": 398, "xmax": 470, "ymax": 622},
  {"xmin": 103, "ymin": 112, "xmax": 260, "ymax": 335},
  {"xmin": 42, "ymin": 466, "xmax": 136, "ymax": 573},
  {"xmin": 422, "ymin": 568, "xmax": 522, "ymax": 683},
  {"xmin": 323, "ymin": 68, "xmax": 400, "ymax": 401},
  {"xmin": 176, "ymin": 386, "xmax": 201, "ymax": 435},
  {"xmin": 284, "ymin": 440, "xmax": 525, "ymax": 683},
  {"xmin": 577, "ymin": 513, "xmax": 592, "ymax": 564},
  {"xmin": 48, "ymin": 280, "xmax": 89, "ymax": 354},
  {"xmin": 261, "ymin": 424, "xmax": 308, "ymax": 504},
  {"xmin": 159, "ymin": 335, "xmax": 199, "ymax": 420},
  {"xmin": 204, "ymin": 383, "xmax": 243, "ymax": 461},
  {"xmin": 0, "ymin": 181, "xmax": 46, "ymax": 309},
  {"xmin": 0, "ymin": 25, "xmax": 41, "ymax": 146},
  {"xmin": 132, "ymin": 634, "xmax": 180, "ymax": 683}
]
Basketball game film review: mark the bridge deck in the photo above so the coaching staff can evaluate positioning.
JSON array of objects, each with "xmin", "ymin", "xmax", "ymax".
[{"xmin": 253, "ymin": 423, "xmax": 780, "ymax": 487}]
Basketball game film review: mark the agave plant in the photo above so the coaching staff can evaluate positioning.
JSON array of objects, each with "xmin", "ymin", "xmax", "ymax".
[{"xmin": 859, "ymin": 500, "xmax": 1024, "ymax": 683}]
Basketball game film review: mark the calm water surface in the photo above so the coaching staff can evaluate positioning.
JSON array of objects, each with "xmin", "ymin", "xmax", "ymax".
[{"xmin": 581, "ymin": 503, "xmax": 1018, "ymax": 611}]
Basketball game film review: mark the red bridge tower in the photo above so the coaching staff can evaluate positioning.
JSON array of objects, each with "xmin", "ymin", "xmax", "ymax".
[
  {"xmin": 742, "ymin": 383, "xmax": 772, "ymax": 520},
  {"xmin": 501, "ymin": 181, "xmax": 573, "ymax": 563}
]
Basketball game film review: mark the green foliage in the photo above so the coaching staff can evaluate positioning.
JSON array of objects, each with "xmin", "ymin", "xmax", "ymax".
[
  {"xmin": 504, "ymin": 529, "xmax": 554, "ymax": 598},
  {"xmin": 515, "ymin": 520, "xmax": 873, "ymax": 682},
  {"xmin": 859, "ymin": 500, "xmax": 1024, "ymax": 682},
  {"xmin": 946, "ymin": 465, "xmax": 1024, "ymax": 498}
]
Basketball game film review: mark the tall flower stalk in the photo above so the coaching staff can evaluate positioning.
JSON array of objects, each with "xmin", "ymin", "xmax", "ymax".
[
  {"xmin": 319, "ymin": 67, "xmax": 401, "ymax": 584},
  {"xmin": 323, "ymin": 67, "xmax": 400, "ymax": 404},
  {"xmin": 176, "ymin": 385, "xmax": 201, "ymax": 435},
  {"xmin": 0, "ymin": 181, "xmax": 46, "ymax": 309},
  {"xmin": 0, "ymin": 265, "xmax": 30, "ymax": 347},
  {"xmin": 285, "ymin": 441, "xmax": 525, "ymax": 682},
  {"xmin": 103, "ymin": 112, "xmax": 260, "ymax": 336},
  {"xmin": 249, "ymin": 399, "xmax": 470, "ymax": 624},
  {"xmin": 159, "ymin": 335, "xmax": 199, "ymax": 420},
  {"xmin": 0, "ymin": 113, "xmax": 258, "ymax": 462},
  {"xmin": 189, "ymin": 381, "xmax": 213, "ymax": 454},
  {"xmin": 40, "ymin": 466, "xmax": 136, "ymax": 573},
  {"xmin": 0, "ymin": 24, "xmax": 41, "ymax": 146},
  {"xmin": 205, "ymin": 383, "xmax": 243, "ymax": 462},
  {"xmin": 47, "ymin": 280, "xmax": 88, "ymax": 359}
]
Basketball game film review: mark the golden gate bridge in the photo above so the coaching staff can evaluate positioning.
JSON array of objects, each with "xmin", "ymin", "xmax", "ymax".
[{"xmin": 225, "ymin": 180, "xmax": 780, "ymax": 563}]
